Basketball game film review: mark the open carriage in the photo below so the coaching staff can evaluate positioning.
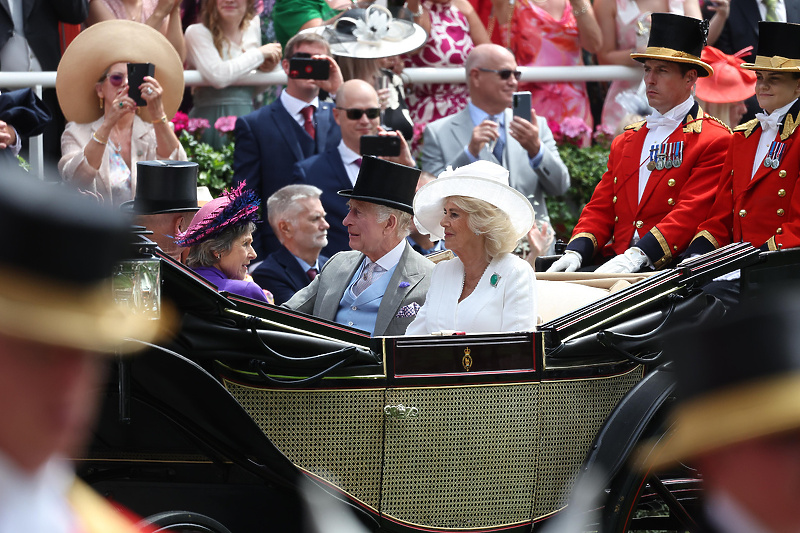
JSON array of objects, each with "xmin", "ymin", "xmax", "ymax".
[{"xmin": 78, "ymin": 235, "xmax": 795, "ymax": 533}]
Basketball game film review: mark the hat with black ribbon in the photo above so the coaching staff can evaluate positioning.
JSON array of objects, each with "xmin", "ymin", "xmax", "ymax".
[
  {"xmin": 742, "ymin": 21, "xmax": 800, "ymax": 72},
  {"xmin": 630, "ymin": 13, "xmax": 713, "ymax": 77},
  {"xmin": 338, "ymin": 156, "xmax": 419, "ymax": 214}
]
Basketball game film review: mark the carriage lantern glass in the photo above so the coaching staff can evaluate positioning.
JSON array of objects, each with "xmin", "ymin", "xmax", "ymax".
[{"xmin": 112, "ymin": 259, "xmax": 161, "ymax": 320}]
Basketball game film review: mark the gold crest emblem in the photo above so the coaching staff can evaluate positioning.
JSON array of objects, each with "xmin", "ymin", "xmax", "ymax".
[{"xmin": 462, "ymin": 347, "xmax": 473, "ymax": 371}]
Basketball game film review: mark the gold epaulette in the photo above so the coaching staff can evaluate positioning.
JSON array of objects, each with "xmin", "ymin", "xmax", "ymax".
[
  {"xmin": 733, "ymin": 118, "xmax": 759, "ymax": 138},
  {"xmin": 624, "ymin": 120, "xmax": 646, "ymax": 131},
  {"xmin": 704, "ymin": 115, "xmax": 733, "ymax": 134},
  {"xmin": 781, "ymin": 112, "xmax": 800, "ymax": 140}
]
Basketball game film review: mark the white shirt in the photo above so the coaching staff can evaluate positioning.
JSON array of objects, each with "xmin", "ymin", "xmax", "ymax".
[
  {"xmin": 758, "ymin": 0, "xmax": 787, "ymax": 21},
  {"xmin": 348, "ymin": 238, "xmax": 406, "ymax": 296},
  {"xmin": 337, "ymin": 140, "xmax": 362, "ymax": 186},
  {"xmin": 752, "ymin": 98, "xmax": 797, "ymax": 179},
  {"xmin": 184, "ymin": 17, "xmax": 265, "ymax": 89},
  {"xmin": 280, "ymin": 90, "xmax": 319, "ymax": 129},
  {"xmin": 0, "ymin": 453, "xmax": 78, "ymax": 533}
]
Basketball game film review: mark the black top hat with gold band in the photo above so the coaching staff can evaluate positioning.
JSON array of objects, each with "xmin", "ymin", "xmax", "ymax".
[
  {"xmin": 742, "ymin": 21, "xmax": 800, "ymax": 72},
  {"xmin": 338, "ymin": 156, "xmax": 420, "ymax": 214},
  {"xmin": 630, "ymin": 13, "xmax": 713, "ymax": 77},
  {"xmin": 639, "ymin": 288, "xmax": 800, "ymax": 469}
]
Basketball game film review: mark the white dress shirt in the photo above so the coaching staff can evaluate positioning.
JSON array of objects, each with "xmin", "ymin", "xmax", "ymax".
[
  {"xmin": 752, "ymin": 98, "xmax": 797, "ymax": 178},
  {"xmin": 280, "ymin": 90, "xmax": 319, "ymax": 129},
  {"xmin": 337, "ymin": 140, "xmax": 362, "ymax": 186}
]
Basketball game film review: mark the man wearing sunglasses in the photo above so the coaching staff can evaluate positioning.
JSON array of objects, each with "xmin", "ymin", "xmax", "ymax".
[
  {"xmin": 293, "ymin": 79, "xmax": 416, "ymax": 258},
  {"xmin": 234, "ymin": 32, "xmax": 344, "ymax": 262},
  {"xmin": 421, "ymin": 44, "xmax": 570, "ymax": 254}
]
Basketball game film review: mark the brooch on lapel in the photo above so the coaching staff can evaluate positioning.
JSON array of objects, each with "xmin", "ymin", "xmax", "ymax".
[{"xmin": 490, "ymin": 273, "xmax": 501, "ymax": 287}]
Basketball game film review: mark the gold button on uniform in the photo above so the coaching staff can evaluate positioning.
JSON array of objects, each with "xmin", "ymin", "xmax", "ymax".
[
  {"xmin": 613, "ymin": 196, "xmax": 617, "ymax": 204},
  {"xmin": 739, "ymin": 209, "xmax": 747, "ymax": 217},
  {"xmin": 673, "ymin": 245, "xmax": 678, "ymax": 251},
  {"xmin": 635, "ymin": 220, "xmax": 643, "ymax": 229},
  {"xmin": 614, "ymin": 216, "xmax": 619, "ymax": 222},
  {"xmin": 667, "ymin": 198, "xmax": 675, "ymax": 205},
  {"xmin": 778, "ymin": 189, "xmax": 786, "ymax": 197},
  {"xmin": 777, "ymin": 228, "xmax": 783, "ymax": 234},
  {"xmin": 667, "ymin": 179, "xmax": 676, "ymax": 187},
  {"xmin": 777, "ymin": 208, "xmax": 785, "ymax": 216},
  {"xmin": 613, "ymin": 176, "xmax": 617, "ymax": 184},
  {"xmin": 779, "ymin": 170, "xmax": 787, "ymax": 178}
]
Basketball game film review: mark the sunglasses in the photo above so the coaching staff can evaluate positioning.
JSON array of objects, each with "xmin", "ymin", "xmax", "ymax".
[
  {"xmin": 477, "ymin": 67, "xmax": 522, "ymax": 81},
  {"xmin": 105, "ymin": 73, "xmax": 127, "ymax": 87},
  {"xmin": 337, "ymin": 107, "xmax": 381, "ymax": 120}
]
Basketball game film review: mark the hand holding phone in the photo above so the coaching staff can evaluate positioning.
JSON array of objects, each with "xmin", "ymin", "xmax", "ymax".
[
  {"xmin": 360, "ymin": 134, "xmax": 402, "ymax": 157},
  {"xmin": 127, "ymin": 62, "xmax": 155, "ymax": 106},
  {"xmin": 512, "ymin": 91, "xmax": 532, "ymax": 123}
]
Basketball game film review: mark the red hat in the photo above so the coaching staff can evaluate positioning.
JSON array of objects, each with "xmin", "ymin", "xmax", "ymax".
[{"xmin": 695, "ymin": 46, "xmax": 757, "ymax": 104}]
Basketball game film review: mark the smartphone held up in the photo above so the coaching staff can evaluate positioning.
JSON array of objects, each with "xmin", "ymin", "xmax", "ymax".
[{"xmin": 127, "ymin": 62, "xmax": 155, "ymax": 107}]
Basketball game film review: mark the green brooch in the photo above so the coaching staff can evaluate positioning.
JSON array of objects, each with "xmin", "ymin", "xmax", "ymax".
[{"xmin": 490, "ymin": 273, "xmax": 501, "ymax": 287}]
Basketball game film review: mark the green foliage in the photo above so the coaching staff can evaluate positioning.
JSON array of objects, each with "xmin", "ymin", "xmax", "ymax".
[
  {"xmin": 178, "ymin": 131, "xmax": 235, "ymax": 198},
  {"xmin": 546, "ymin": 143, "xmax": 609, "ymax": 242}
]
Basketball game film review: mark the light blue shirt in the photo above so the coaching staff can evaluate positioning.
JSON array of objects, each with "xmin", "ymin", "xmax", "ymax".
[{"xmin": 462, "ymin": 101, "xmax": 544, "ymax": 168}]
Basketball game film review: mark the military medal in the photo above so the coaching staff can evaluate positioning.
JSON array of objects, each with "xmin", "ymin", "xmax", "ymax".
[
  {"xmin": 664, "ymin": 143, "xmax": 673, "ymax": 169},
  {"xmin": 646, "ymin": 144, "xmax": 657, "ymax": 171},
  {"xmin": 772, "ymin": 142, "xmax": 785, "ymax": 169},
  {"xmin": 764, "ymin": 141, "xmax": 776, "ymax": 168},
  {"xmin": 673, "ymin": 141, "xmax": 683, "ymax": 168},
  {"xmin": 655, "ymin": 144, "xmax": 665, "ymax": 170}
]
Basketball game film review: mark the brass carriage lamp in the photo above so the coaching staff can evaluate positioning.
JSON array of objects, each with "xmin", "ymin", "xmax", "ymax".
[{"xmin": 112, "ymin": 229, "xmax": 162, "ymax": 320}]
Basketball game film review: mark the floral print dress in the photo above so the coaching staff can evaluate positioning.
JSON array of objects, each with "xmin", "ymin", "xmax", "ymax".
[
  {"xmin": 404, "ymin": 1, "xmax": 475, "ymax": 147},
  {"xmin": 496, "ymin": 0, "xmax": 593, "ymax": 146}
]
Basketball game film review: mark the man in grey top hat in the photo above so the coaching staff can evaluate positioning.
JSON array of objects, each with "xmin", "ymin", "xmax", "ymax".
[
  {"xmin": 121, "ymin": 161, "xmax": 200, "ymax": 263},
  {"xmin": 285, "ymin": 157, "xmax": 433, "ymax": 336}
]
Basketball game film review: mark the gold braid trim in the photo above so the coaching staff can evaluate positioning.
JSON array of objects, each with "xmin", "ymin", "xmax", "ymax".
[
  {"xmin": 649, "ymin": 226, "xmax": 672, "ymax": 269},
  {"xmin": 624, "ymin": 120, "xmax": 646, "ymax": 131},
  {"xmin": 767, "ymin": 235, "xmax": 779, "ymax": 251},
  {"xmin": 691, "ymin": 230, "xmax": 720, "ymax": 250},
  {"xmin": 781, "ymin": 113, "xmax": 800, "ymax": 141},
  {"xmin": 570, "ymin": 232, "xmax": 598, "ymax": 251}
]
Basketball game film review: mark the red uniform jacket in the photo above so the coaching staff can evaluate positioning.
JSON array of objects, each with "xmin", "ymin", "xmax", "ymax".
[
  {"xmin": 567, "ymin": 103, "xmax": 731, "ymax": 269},
  {"xmin": 690, "ymin": 99, "xmax": 800, "ymax": 253}
]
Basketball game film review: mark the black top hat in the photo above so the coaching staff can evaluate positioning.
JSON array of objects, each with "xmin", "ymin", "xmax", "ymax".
[
  {"xmin": 742, "ymin": 22, "xmax": 800, "ymax": 72},
  {"xmin": 0, "ymin": 170, "xmax": 163, "ymax": 352},
  {"xmin": 641, "ymin": 288, "xmax": 800, "ymax": 468},
  {"xmin": 121, "ymin": 161, "xmax": 200, "ymax": 215},
  {"xmin": 630, "ymin": 13, "xmax": 713, "ymax": 77},
  {"xmin": 338, "ymin": 156, "xmax": 420, "ymax": 214}
]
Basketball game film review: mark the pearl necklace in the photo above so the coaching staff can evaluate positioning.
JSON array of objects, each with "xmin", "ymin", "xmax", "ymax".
[{"xmin": 460, "ymin": 260, "xmax": 492, "ymax": 301}]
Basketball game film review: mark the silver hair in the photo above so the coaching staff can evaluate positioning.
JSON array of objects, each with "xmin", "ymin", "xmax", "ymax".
[
  {"xmin": 448, "ymin": 195, "xmax": 518, "ymax": 257},
  {"xmin": 267, "ymin": 184, "xmax": 323, "ymax": 231},
  {"xmin": 185, "ymin": 221, "xmax": 256, "ymax": 268},
  {"xmin": 373, "ymin": 203, "xmax": 413, "ymax": 239}
]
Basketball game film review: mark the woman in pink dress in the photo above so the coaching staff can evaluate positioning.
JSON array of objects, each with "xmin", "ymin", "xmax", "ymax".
[
  {"xmin": 493, "ymin": 0, "xmax": 602, "ymax": 146},
  {"xmin": 403, "ymin": 0, "xmax": 490, "ymax": 145}
]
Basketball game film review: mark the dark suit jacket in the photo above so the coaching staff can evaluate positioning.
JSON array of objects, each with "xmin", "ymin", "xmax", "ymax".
[
  {"xmin": 251, "ymin": 245, "xmax": 328, "ymax": 305},
  {"xmin": 715, "ymin": 0, "xmax": 800, "ymax": 57},
  {"xmin": 234, "ymin": 95, "xmax": 340, "ymax": 258},
  {"xmin": 292, "ymin": 147, "xmax": 351, "ymax": 258},
  {"xmin": 0, "ymin": 0, "xmax": 87, "ymax": 71}
]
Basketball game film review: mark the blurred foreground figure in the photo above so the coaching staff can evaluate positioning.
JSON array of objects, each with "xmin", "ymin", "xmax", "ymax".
[
  {"xmin": 641, "ymin": 289, "xmax": 800, "ymax": 533},
  {"xmin": 0, "ymin": 168, "xmax": 164, "ymax": 532}
]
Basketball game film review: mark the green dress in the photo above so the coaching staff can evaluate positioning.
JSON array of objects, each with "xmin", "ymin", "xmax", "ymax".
[{"xmin": 273, "ymin": 0, "xmax": 338, "ymax": 48}]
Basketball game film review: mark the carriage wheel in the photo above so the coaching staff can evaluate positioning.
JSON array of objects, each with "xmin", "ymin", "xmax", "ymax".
[
  {"xmin": 137, "ymin": 511, "xmax": 233, "ymax": 533},
  {"xmin": 601, "ymin": 419, "xmax": 704, "ymax": 532}
]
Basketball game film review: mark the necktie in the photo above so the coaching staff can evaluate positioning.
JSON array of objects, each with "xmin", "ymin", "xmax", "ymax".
[
  {"xmin": 355, "ymin": 157, "xmax": 362, "ymax": 168},
  {"xmin": 763, "ymin": 0, "xmax": 779, "ymax": 21},
  {"xmin": 306, "ymin": 267, "xmax": 318, "ymax": 281},
  {"xmin": 353, "ymin": 262, "xmax": 381, "ymax": 296},
  {"xmin": 490, "ymin": 115, "xmax": 504, "ymax": 162},
  {"xmin": 301, "ymin": 105, "xmax": 316, "ymax": 140}
]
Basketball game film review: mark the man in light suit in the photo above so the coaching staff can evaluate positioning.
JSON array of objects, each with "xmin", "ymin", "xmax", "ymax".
[
  {"xmin": 234, "ymin": 31, "xmax": 343, "ymax": 259},
  {"xmin": 252, "ymin": 184, "xmax": 330, "ymax": 305},
  {"xmin": 285, "ymin": 157, "xmax": 433, "ymax": 337},
  {"xmin": 421, "ymin": 43, "xmax": 570, "ymax": 250},
  {"xmin": 293, "ymin": 79, "xmax": 416, "ymax": 257}
]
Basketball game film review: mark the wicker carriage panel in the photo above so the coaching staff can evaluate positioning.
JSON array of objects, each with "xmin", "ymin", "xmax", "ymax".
[
  {"xmin": 532, "ymin": 366, "xmax": 644, "ymax": 518},
  {"xmin": 381, "ymin": 384, "xmax": 541, "ymax": 529},
  {"xmin": 223, "ymin": 381, "xmax": 385, "ymax": 510}
]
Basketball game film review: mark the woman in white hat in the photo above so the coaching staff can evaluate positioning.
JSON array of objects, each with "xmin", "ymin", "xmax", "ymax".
[
  {"xmin": 406, "ymin": 161, "xmax": 537, "ymax": 335},
  {"xmin": 57, "ymin": 20, "xmax": 187, "ymax": 208}
]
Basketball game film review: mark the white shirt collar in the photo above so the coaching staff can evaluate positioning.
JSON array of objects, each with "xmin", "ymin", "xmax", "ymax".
[
  {"xmin": 650, "ymin": 95, "xmax": 695, "ymax": 122},
  {"xmin": 372, "ymin": 238, "xmax": 406, "ymax": 272},
  {"xmin": 765, "ymin": 98, "xmax": 798, "ymax": 123},
  {"xmin": 280, "ymin": 89, "xmax": 319, "ymax": 121},
  {"xmin": 337, "ymin": 140, "xmax": 361, "ymax": 165}
]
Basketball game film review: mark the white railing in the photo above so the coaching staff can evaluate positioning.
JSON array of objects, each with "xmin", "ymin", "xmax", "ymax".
[{"xmin": 3, "ymin": 65, "xmax": 642, "ymax": 177}]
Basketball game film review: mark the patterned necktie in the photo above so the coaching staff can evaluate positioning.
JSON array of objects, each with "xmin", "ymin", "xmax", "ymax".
[
  {"xmin": 301, "ymin": 105, "xmax": 316, "ymax": 139},
  {"xmin": 306, "ymin": 267, "xmax": 317, "ymax": 281},
  {"xmin": 763, "ymin": 0, "xmax": 779, "ymax": 21},
  {"xmin": 490, "ymin": 115, "xmax": 504, "ymax": 162},
  {"xmin": 353, "ymin": 262, "xmax": 379, "ymax": 296}
]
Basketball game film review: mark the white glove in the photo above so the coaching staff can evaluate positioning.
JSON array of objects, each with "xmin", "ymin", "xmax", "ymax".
[
  {"xmin": 546, "ymin": 250, "xmax": 582, "ymax": 272},
  {"xmin": 595, "ymin": 247, "xmax": 651, "ymax": 274}
]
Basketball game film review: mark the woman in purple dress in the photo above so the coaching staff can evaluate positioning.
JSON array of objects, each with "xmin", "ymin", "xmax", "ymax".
[{"xmin": 177, "ymin": 184, "xmax": 273, "ymax": 303}]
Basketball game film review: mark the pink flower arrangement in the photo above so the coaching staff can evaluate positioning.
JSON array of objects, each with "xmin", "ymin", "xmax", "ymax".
[
  {"xmin": 592, "ymin": 124, "xmax": 616, "ymax": 150},
  {"xmin": 560, "ymin": 117, "xmax": 592, "ymax": 147},
  {"xmin": 547, "ymin": 119, "xmax": 563, "ymax": 144},
  {"xmin": 214, "ymin": 116, "xmax": 237, "ymax": 134},
  {"xmin": 187, "ymin": 117, "xmax": 211, "ymax": 135},
  {"xmin": 172, "ymin": 111, "xmax": 188, "ymax": 134}
]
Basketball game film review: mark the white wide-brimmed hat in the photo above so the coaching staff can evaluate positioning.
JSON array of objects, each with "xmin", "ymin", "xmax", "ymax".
[
  {"xmin": 413, "ymin": 161, "xmax": 535, "ymax": 241},
  {"xmin": 303, "ymin": 4, "xmax": 427, "ymax": 59}
]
